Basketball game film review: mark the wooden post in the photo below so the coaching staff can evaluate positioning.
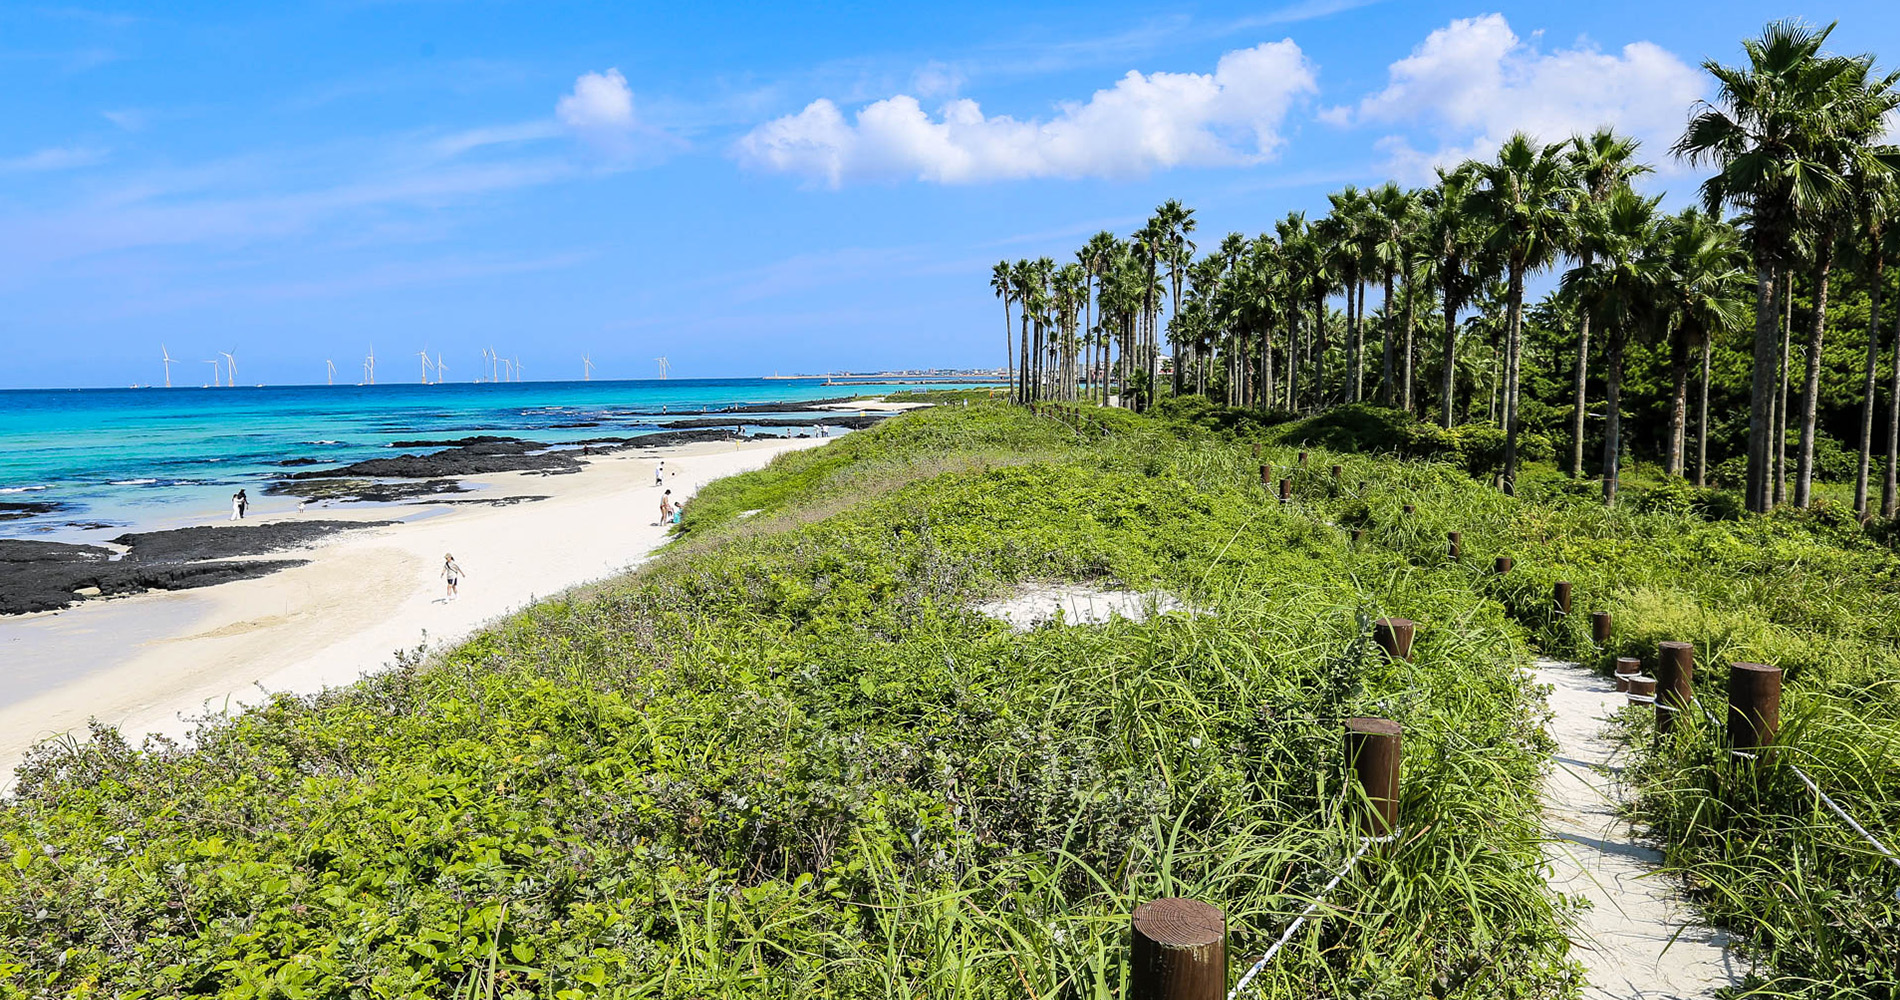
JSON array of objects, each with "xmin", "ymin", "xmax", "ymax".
[
  {"xmin": 1613, "ymin": 657, "xmax": 1641, "ymax": 692},
  {"xmin": 1590, "ymin": 611, "xmax": 1612, "ymax": 644},
  {"xmin": 1552, "ymin": 581, "xmax": 1572, "ymax": 616},
  {"xmin": 1331, "ymin": 464, "xmax": 1343, "ymax": 481},
  {"xmin": 1626, "ymin": 675, "xmax": 1657, "ymax": 705},
  {"xmin": 1657, "ymin": 641, "xmax": 1695, "ymax": 734},
  {"xmin": 1130, "ymin": 898, "xmax": 1226, "ymax": 1000},
  {"xmin": 1352, "ymin": 528, "xmax": 1366, "ymax": 546},
  {"xmin": 1279, "ymin": 478, "xmax": 1291, "ymax": 503},
  {"xmin": 1494, "ymin": 556, "xmax": 1513, "ymax": 575},
  {"xmin": 1373, "ymin": 617, "xmax": 1415, "ymax": 661},
  {"xmin": 1259, "ymin": 464, "xmax": 1270, "ymax": 485},
  {"xmin": 1298, "ymin": 450, "xmax": 1309, "ymax": 468},
  {"xmin": 1345, "ymin": 718, "xmax": 1402, "ymax": 837},
  {"xmin": 1728, "ymin": 662, "xmax": 1782, "ymax": 753},
  {"xmin": 1447, "ymin": 531, "xmax": 1461, "ymax": 561},
  {"xmin": 1252, "ymin": 442, "xmax": 1260, "ymax": 459}
]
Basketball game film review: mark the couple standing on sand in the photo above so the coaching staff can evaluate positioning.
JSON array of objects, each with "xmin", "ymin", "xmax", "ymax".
[
  {"xmin": 657, "ymin": 459, "xmax": 683, "ymax": 525},
  {"xmin": 229, "ymin": 489, "xmax": 248, "ymax": 520}
]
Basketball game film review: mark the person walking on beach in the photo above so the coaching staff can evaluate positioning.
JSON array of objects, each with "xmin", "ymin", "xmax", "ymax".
[
  {"xmin": 230, "ymin": 492, "xmax": 243, "ymax": 520},
  {"xmin": 441, "ymin": 553, "xmax": 466, "ymax": 600},
  {"xmin": 655, "ymin": 459, "xmax": 665, "ymax": 486},
  {"xmin": 237, "ymin": 489, "xmax": 248, "ymax": 519}
]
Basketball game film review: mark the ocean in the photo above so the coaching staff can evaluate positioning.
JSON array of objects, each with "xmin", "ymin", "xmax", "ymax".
[{"xmin": 0, "ymin": 378, "xmax": 987, "ymax": 541}]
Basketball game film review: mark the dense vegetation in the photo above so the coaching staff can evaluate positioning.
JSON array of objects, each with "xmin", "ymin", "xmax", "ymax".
[
  {"xmin": 5, "ymin": 399, "xmax": 1898, "ymax": 997},
  {"xmin": 991, "ymin": 20, "xmax": 1900, "ymax": 520}
]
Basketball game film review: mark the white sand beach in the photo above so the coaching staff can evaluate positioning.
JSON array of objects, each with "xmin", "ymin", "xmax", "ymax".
[{"xmin": 0, "ymin": 435, "xmax": 828, "ymax": 781}]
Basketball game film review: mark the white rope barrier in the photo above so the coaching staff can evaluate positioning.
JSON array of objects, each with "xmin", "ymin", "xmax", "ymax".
[
  {"xmin": 1789, "ymin": 764, "xmax": 1900, "ymax": 897},
  {"xmin": 1226, "ymin": 832, "xmax": 1393, "ymax": 999}
]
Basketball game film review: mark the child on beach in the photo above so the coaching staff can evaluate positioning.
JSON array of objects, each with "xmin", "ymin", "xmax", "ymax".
[{"xmin": 441, "ymin": 553, "xmax": 466, "ymax": 600}]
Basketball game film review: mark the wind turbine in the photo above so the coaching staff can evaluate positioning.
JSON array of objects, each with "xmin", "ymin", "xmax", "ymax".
[
  {"xmin": 160, "ymin": 345, "xmax": 176, "ymax": 388},
  {"xmin": 655, "ymin": 356, "xmax": 669, "ymax": 379},
  {"xmin": 203, "ymin": 359, "xmax": 220, "ymax": 387},
  {"xmin": 582, "ymin": 355, "xmax": 594, "ymax": 381},
  {"xmin": 220, "ymin": 350, "xmax": 237, "ymax": 387},
  {"xmin": 417, "ymin": 349, "xmax": 432, "ymax": 384},
  {"xmin": 325, "ymin": 359, "xmax": 336, "ymax": 386},
  {"xmin": 365, "ymin": 347, "xmax": 377, "ymax": 385},
  {"xmin": 478, "ymin": 348, "xmax": 490, "ymax": 383},
  {"xmin": 435, "ymin": 353, "xmax": 447, "ymax": 383},
  {"xmin": 513, "ymin": 357, "xmax": 522, "ymax": 382}
]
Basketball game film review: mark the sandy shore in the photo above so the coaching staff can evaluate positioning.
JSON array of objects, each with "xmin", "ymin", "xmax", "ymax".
[{"xmin": 0, "ymin": 435, "xmax": 828, "ymax": 782}]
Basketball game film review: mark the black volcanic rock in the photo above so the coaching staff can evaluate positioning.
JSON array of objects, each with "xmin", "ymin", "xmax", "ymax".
[{"xmin": 0, "ymin": 521, "xmax": 388, "ymax": 615}]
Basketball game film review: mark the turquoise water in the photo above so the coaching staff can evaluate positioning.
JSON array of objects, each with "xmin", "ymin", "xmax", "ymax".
[{"xmin": 0, "ymin": 379, "xmax": 981, "ymax": 541}]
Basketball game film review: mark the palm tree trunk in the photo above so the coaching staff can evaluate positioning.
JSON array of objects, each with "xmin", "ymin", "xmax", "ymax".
[
  {"xmin": 1313, "ymin": 295, "xmax": 1328, "ymax": 407},
  {"xmin": 1400, "ymin": 274, "xmax": 1416, "ymax": 414},
  {"xmin": 1775, "ymin": 278, "xmax": 1792, "ymax": 505},
  {"xmin": 1603, "ymin": 322, "xmax": 1627, "ymax": 505},
  {"xmin": 1886, "ymin": 297, "xmax": 1900, "ymax": 516},
  {"xmin": 1795, "ymin": 249, "xmax": 1829, "ymax": 507},
  {"xmin": 1501, "ymin": 264, "xmax": 1525, "ymax": 496},
  {"xmin": 1745, "ymin": 261, "xmax": 1780, "ymax": 513},
  {"xmin": 1856, "ymin": 251, "xmax": 1883, "ymax": 516},
  {"xmin": 1697, "ymin": 335, "xmax": 1712, "ymax": 488},
  {"xmin": 1018, "ymin": 313, "xmax": 1031, "ymax": 405},
  {"xmin": 1571, "ymin": 310, "xmax": 1592, "ymax": 477},
  {"xmin": 1354, "ymin": 280, "xmax": 1368, "ymax": 402},
  {"xmin": 1287, "ymin": 314, "xmax": 1301, "ymax": 410},
  {"xmin": 1380, "ymin": 265, "xmax": 1396, "ymax": 405},
  {"xmin": 1002, "ymin": 300, "xmax": 1014, "ymax": 397},
  {"xmin": 1440, "ymin": 296, "xmax": 1457, "ymax": 428},
  {"xmin": 1666, "ymin": 324, "xmax": 1689, "ymax": 478},
  {"xmin": 1260, "ymin": 326, "xmax": 1274, "ymax": 409}
]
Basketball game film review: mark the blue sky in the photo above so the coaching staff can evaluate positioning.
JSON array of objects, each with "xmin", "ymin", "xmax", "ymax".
[{"xmin": 2, "ymin": 1, "xmax": 1896, "ymax": 389}]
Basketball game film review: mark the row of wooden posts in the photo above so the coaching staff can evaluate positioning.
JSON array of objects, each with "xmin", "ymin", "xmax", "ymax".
[{"xmin": 1130, "ymin": 467, "xmax": 1791, "ymax": 999}]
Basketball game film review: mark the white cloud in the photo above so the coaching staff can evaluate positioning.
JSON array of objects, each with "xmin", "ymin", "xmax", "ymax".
[
  {"xmin": 734, "ymin": 40, "xmax": 1318, "ymax": 186},
  {"xmin": 1335, "ymin": 14, "xmax": 1703, "ymax": 177},
  {"xmin": 1, "ymin": 146, "xmax": 107, "ymax": 172},
  {"xmin": 557, "ymin": 68, "xmax": 640, "ymax": 149}
]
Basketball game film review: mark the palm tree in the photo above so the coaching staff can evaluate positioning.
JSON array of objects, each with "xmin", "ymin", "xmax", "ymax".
[
  {"xmin": 1322, "ymin": 188, "xmax": 1373, "ymax": 403},
  {"xmin": 1849, "ymin": 171, "xmax": 1896, "ymax": 514},
  {"xmin": 1563, "ymin": 187, "xmax": 1663, "ymax": 505},
  {"xmin": 1146, "ymin": 201, "xmax": 1198, "ymax": 396},
  {"xmin": 1476, "ymin": 133, "xmax": 1576, "ymax": 494},
  {"xmin": 1367, "ymin": 183, "xmax": 1415, "ymax": 406},
  {"xmin": 1564, "ymin": 130, "xmax": 1653, "ymax": 476},
  {"xmin": 1078, "ymin": 232, "xmax": 1119, "ymax": 404},
  {"xmin": 1675, "ymin": 19, "xmax": 1895, "ymax": 512},
  {"xmin": 1658, "ymin": 210, "xmax": 1749, "ymax": 480},
  {"xmin": 990, "ymin": 261, "xmax": 1015, "ymax": 393},
  {"xmin": 1420, "ymin": 165, "xmax": 1484, "ymax": 428},
  {"xmin": 1009, "ymin": 259, "xmax": 1036, "ymax": 404}
]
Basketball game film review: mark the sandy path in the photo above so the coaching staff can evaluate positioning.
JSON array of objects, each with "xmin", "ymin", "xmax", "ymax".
[
  {"xmin": 1536, "ymin": 658, "xmax": 1744, "ymax": 997},
  {"xmin": 0, "ymin": 436, "xmax": 827, "ymax": 780}
]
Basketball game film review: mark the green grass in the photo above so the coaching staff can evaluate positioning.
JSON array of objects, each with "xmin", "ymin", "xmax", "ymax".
[
  {"xmin": 4, "ymin": 399, "xmax": 1896, "ymax": 997},
  {"xmin": 0, "ymin": 402, "xmax": 1573, "ymax": 999}
]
